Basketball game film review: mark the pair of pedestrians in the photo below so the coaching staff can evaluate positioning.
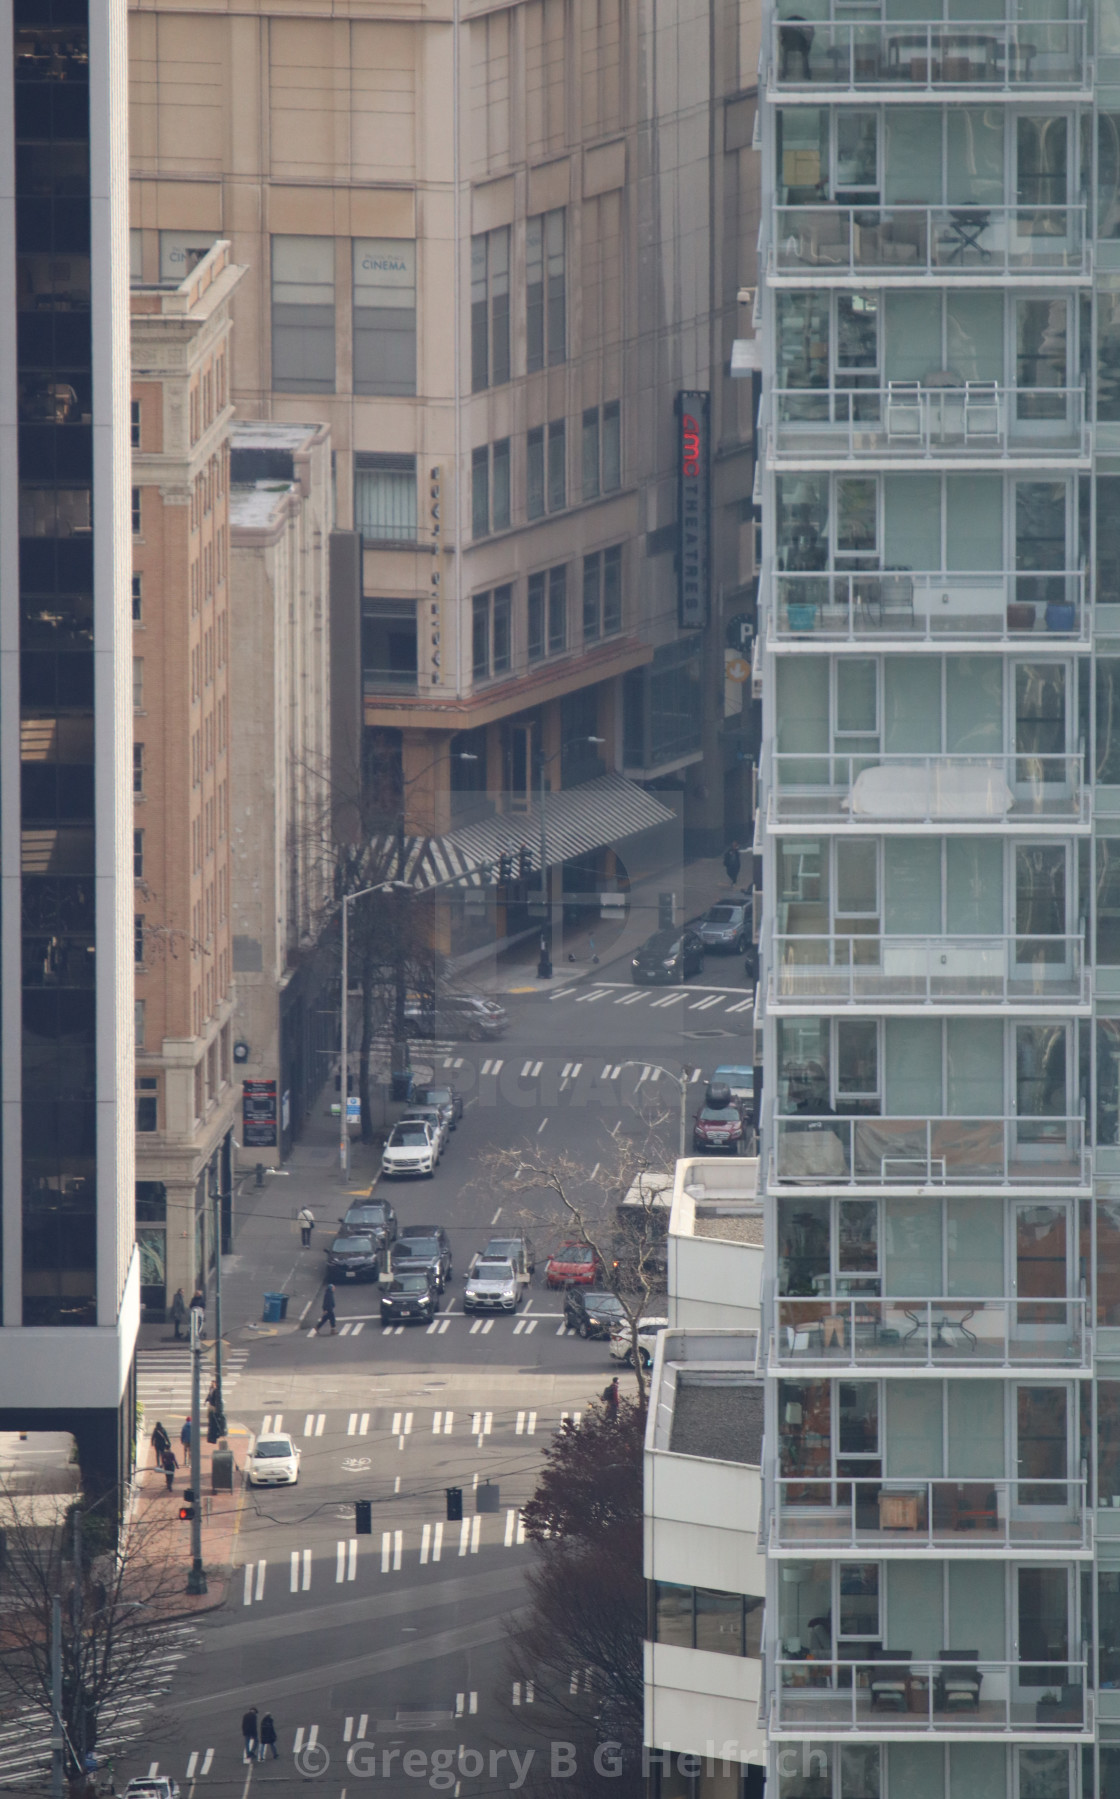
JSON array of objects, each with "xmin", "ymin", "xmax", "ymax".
[{"xmin": 241, "ymin": 1707, "xmax": 279, "ymax": 1761}]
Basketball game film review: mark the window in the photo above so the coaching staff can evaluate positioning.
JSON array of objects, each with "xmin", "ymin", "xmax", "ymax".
[
  {"xmin": 271, "ymin": 235, "xmax": 335, "ymax": 393},
  {"xmin": 582, "ymin": 545, "xmax": 622, "ymax": 640},
  {"xmin": 581, "ymin": 403, "xmax": 620, "ymax": 501},
  {"xmin": 652, "ymin": 1584, "xmax": 763, "ymax": 1658},
  {"xmin": 583, "ymin": 553, "xmax": 601, "ymax": 641},
  {"xmin": 159, "ymin": 230, "xmax": 216, "ymax": 284},
  {"xmin": 132, "ymin": 657, "xmax": 143, "ymax": 711},
  {"xmin": 353, "ymin": 238, "xmax": 416, "ymax": 396},
  {"xmin": 492, "ymin": 438, "xmax": 510, "ymax": 531},
  {"xmin": 472, "ymin": 592, "xmax": 490, "ymax": 678},
  {"xmin": 133, "ymin": 742, "xmax": 144, "ymax": 795},
  {"xmin": 471, "ymin": 227, "xmax": 511, "ymax": 392},
  {"xmin": 132, "ymin": 574, "xmax": 142, "ymax": 622},
  {"xmin": 603, "ymin": 400, "xmax": 621, "ymax": 491},
  {"xmin": 471, "ymin": 585, "xmax": 513, "ymax": 682},
  {"xmin": 131, "ymin": 399, "xmax": 140, "ymax": 449},
  {"xmin": 603, "ymin": 543, "xmax": 622, "ymax": 633},
  {"xmin": 136, "ymin": 1077, "xmax": 158, "ymax": 1133},
  {"xmin": 547, "ymin": 564, "xmax": 567, "ymax": 653},
  {"xmin": 135, "ymin": 999, "xmax": 145, "ymax": 1048},
  {"xmin": 134, "ymin": 829, "xmax": 144, "ymax": 879},
  {"xmin": 527, "ymin": 427, "xmax": 545, "ymax": 520},
  {"xmin": 472, "ymin": 447, "xmax": 490, "ymax": 540},
  {"xmin": 492, "ymin": 584, "xmax": 511, "ymax": 672},
  {"xmin": 528, "ymin": 572, "xmax": 545, "ymax": 662},
  {"xmin": 527, "ymin": 209, "xmax": 566, "ymax": 371},
  {"xmin": 354, "ymin": 453, "xmax": 417, "ymax": 542},
  {"xmin": 547, "ymin": 420, "xmax": 566, "ymax": 512},
  {"xmin": 131, "ymin": 488, "xmax": 141, "ymax": 535},
  {"xmin": 134, "ymin": 915, "xmax": 144, "ymax": 965},
  {"xmin": 582, "ymin": 408, "xmax": 600, "ymax": 500}
]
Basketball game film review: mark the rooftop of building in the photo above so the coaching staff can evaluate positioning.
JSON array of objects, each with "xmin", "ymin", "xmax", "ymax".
[
  {"xmin": 669, "ymin": 1156, "xmax": 763, "ymax": 1245},
  {"xmin": 647, "ymin": 1329, "xmax": 763, "ymax": 1467},
  {"xmin": 130, "ymin": 239, "xmax": 242, "ymax": 321},
  {"xmin": 230, "ymin": 421, "xmax": 327, "ymax": 454},
  {"xmin": 229, "ymin": 478, "xmax": 300, "ymax": 532}
]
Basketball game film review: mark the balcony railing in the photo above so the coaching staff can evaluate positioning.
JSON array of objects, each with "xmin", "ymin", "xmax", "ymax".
[
  {"xmin": 770, "ymin": 1477, "xmax": 1091, "ymax": 1552},
  {"xmin": 768, "ymin": 18, "xmax": 1088, "ymax": 91},
  {"xmin": 771, "ymin": 1294, "xmax": 1090, "ymax": 1369},
  {"xmin": 772, "ymin": 1660, "xmax": 1091, "ymax": 1735},
  {"xmin": 771, "ymin": 206, "xmax": 1088, "ymax": 279},
  {"xmin": 768, "ymin": 934, "xmax": 1088, "ymax": 1008},
  {"xmin": 769, "ymin": 385, "xmax": 1087, "ymax": 459},
  {"xmin": 766, "ymin": 750, "xmax": 1088, "ymax": 827},
  {"xmin": 769, "ymin": 570, "xmax": 1087, "ymax": 641},
  {"xmin": 770, "ymin": 1114, "xmax": 1088, "ymax": 1187}
]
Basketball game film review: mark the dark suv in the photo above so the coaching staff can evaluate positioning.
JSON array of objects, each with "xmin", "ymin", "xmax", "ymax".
[
  {"xmin": 339, "ymin": 1199, "xmax": 397, "ymax": 1248},
  {"xmin": 391, "ymin": 1225, "xmax": 454, "ymax": 1291},
  {"xmin": 563, "ymin": 1287, "xmax": 628, "ymax": 1339},
  {"xmin": 380, "ymin": 1271, "xmax": 440, "ymax": 1325},
  {"xmin": 325, "ymin": 1234, "xmax": 380, "ymax": 1283}
]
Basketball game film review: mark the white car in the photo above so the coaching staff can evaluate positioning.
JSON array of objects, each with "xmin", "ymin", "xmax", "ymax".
[
  {"xmin": 400, "ymin": 1104, "xmax": 450, "ymax": 1158},
  {"xmin": 609, "ymin": 1316, "xmax": 669, "ymax": 1368},
  {"xmin": 246, "ymin": 1433, "xmax": 301, "ymax": 1487},
  {"xmin": 125, "ymin": 1783, "xmax": 181, "ymax": 1799},
  {"xmin": 381, "ymin": 1120, "xmax": 438, "ymax": 1178},
  {"xmin": 463, "ymin": 1259, "xmax": 522, "ymax": 1313}
]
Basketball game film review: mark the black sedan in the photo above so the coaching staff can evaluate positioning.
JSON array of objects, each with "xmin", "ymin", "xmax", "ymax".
[
  {"xmin": 380, "ymin": 1272, "xmax": 440, "ymax": 1325},
  {"xmin": 631, "ymin": 927, "xmax": 705, "ymax": 985},
  {"xmin": 413, "ymin": 1083, "xmax": 464, "ymax": 1127},
  {"xmin": 339, "ymin": 1199, "xmax": 397, "ymax": 1247},
  {"xmin": 325, "ymin": 1233, "xmax": 380, "ymax": 1283},
  {"xmin": 563, "ymin": 1287, "xmax": 628, "ymax": 1340},
  {"xmin": 391, "ymin": 1225, "xmax": 454, "ymax": 1291}
]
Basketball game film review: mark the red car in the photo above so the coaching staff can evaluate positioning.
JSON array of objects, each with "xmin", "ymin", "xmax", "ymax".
[{"xmin": 545, "ymin": 1242, "xmax": 602, "ymax": 1288}]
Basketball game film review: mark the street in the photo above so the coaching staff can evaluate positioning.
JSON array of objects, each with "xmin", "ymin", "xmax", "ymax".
[{"xmin": 14, "ymin": 952, "xmax": 753, "ymax": 1797}]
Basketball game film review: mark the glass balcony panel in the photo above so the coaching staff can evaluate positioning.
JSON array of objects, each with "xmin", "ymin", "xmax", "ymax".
[
  {"xmin": 769, "ymin": 17, "xmax": 1088, "ymax": 88},
  {"xmin": 773, "ymin": 206, "xmax": 1086, "ymax": 277},
  {"xmin": 771, "ymin": 1114, "xmax": 1087, "ymax": 1185},
  {"xmin": 769, "ymin": 385, "xmax": 1086, "ymax": 457},
  {"xmin": 772, "ymin": 1659, "xmax": 1089, "ymax": 1732},
  {"xmin": 772, "ymin": 1294, "xmax": 1089, "ymax": 1366},
  {"xmin": 770, "ymin": 570, "xmax": 1086, "ymax": 640},
  {"xmin": 769, "ymin": 933, "xmax": 1087, "ymax": 1005},
  {"xmin": 767, "ymin": 748, "xmax": 1087, "ymax": 824},
  {"xmin": 771, "ymin": 1477, "xmax": 1089, "ymax": 1549}
]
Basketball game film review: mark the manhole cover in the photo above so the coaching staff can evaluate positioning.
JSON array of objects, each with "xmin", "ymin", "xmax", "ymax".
[{"xmin": 685, "ymin": 1028, "xmax": 734, "ymax": 1039}]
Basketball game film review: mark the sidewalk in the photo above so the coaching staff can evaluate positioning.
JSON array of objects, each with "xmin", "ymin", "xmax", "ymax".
[{"xmin": 131, "ymin": 1432, "xmax": 245, "ymax": 1616}]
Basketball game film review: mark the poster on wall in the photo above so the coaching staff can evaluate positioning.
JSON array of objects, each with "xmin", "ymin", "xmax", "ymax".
[
  {"xmin": 676, "ymin": 390, "xmax": 710, "ymax": 630},
  {"xmin": 242, "ymin": 1078, "xmax": 278, "ymax": 1148}
]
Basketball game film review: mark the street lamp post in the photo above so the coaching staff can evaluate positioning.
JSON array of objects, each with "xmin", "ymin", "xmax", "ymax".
[
  {"xmin": 614, "ymin": 1060, "xmax": 696, "ymax": 1159},
  {"xmin": 535, "ymin": 736, "xmax": 605, "ymax": 980}
]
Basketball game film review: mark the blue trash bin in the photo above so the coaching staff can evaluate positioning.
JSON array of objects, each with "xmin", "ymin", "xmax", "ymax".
[{"xmin": 262, "ymin": 1292, "xmax": 288, "ymax": 1323}]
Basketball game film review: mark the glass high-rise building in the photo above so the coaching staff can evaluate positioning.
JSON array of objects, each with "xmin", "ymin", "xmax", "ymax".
[
  {"xmin": 758, "ymin": 4, "xmax": 1118, "ymax": 1794},
  {"xmin": 0, "ymin": 0, "xmax": 137, "ymax": 1496}
]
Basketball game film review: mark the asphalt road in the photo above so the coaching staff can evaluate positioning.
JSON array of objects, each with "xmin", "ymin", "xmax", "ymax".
[{"xmin": 83, "ymin": 956, "xmax": 755, "ymax": 1798}]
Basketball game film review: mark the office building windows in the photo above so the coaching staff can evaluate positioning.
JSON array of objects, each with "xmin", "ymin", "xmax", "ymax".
[
  {"xmin": 353, "ymin": 239, "xmax": 416, "ymax": 396},
  {"xmin": 582, "ymin": 403, "xmax": 622, "ymax": 501},
  {"xmin": 135, "ymin": 1077, "xmax": 158, "ymax": 1133},
  {"xmin": 130, "ymin": 399, "xmax": 140, "ymax": 448},
  {"xmin": 472, "ymin": 585, "xmax": 513, "ymax": 681},
  {"xmin": 472, "ymin": 447, "xmax": 490, "ymax": 540},
  {"xmin": 354, "ymin": 453, "xmax": 417, "ymax": 542},
  {"xmin": 527, "ymin": 427, "xmax": 545, "ymax": 519},
  {"xmin": 132, "ymin": 573, "xmax": 142, "ymax": 621},
  {"xmin": 471, "ymin": 227, "xmax": 511, "ymax": 392},
  {"xmin": 529, "ymin": 421, "xmax": 566, "ymax": 518},
  {"xmin": 527, "ymin": 210, "xmax": 566, "ymax": 371},
  {"xmin": 582, "ymin": 408, "xmax": 600, "ymax": 500},
  {"xmin": 602, "ymin": 401, "xmax": 621, "ymax": 491},
  {"xmin": 134, "ymin": 915, "xmax": 144, "ymax": 964},
  {"xmin": 134, "ymin": 829, "xmax": 144, "ymax": 879},
  {"xmin": 583, "ymin": 545, "xmax": 623, "ymax": 640},
  {"xmin": 131, "ymin": 487, "xmax": 141, "ymax": 534},
  {"xmin": 473, "ymin": 440, "xmax": 511, "ymax": 539},
  {"xmin": 271, "ymin": 235, "xmax": 335, "ymax": 393},
  {"xmin": 547, "ymin": 565, "xmax": 567, "ymax": 653},
  {"xmin": 492, "ymin": 438, "xmax": 510, "ymax": 530},
  {"xmin": 132, "ymin": 657, "xmax": 143, "ymax": 710},
  {"xmin": 547, "ymin": 419, "xmax": 566, "ymax": 512},
  {"xmin": 133, "ymin": 742, "xmax": 144, "ymax": 794},
  {"xmin": 135, "ymin": 1000, "xmax": 145, "ymax": 1048},
  {"xmin": 492, "ymin": 584, "xmax": 511, "ymax": 671},
  {"xmin": 528, "ymin": 571, "xmax": 545, "ymax": 661},
  {"xmin": 472, "ymin": 592, "xmax": 490, "ymax": 677}
]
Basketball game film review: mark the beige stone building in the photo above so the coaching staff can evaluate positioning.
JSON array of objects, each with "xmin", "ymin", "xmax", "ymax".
[
  {"xmin": 130, "ymin": 241, "xmax": 245, "ymax": 1319},
  {"xmin": 228, "ymin": 420, "xmax": 335, "ymax": 1165},
  {"xmin": 127, "ymin": 0, "xmax": 759, "ymax": 950}
]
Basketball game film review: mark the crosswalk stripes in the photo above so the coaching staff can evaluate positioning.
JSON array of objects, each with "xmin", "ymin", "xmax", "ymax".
[
  {"xmin": 185, "ymin": 1748, "xmax": 215, "ymax": 1778},
  {"xmin": 337, "ymin": 1319, "xmax": 364, "ymax": 1336},
  {"xmin": 346, "ymin": 1411, "xmax": 370, "ymax": 1435},
  {"xmin": 243, "ymin": 1560, "xmax": 267, "ymax": 1605},
  {"xmin": 454, "ymin": 1692, "xmax": 479, "ymax": 1717},
  {"xmin": 552, "ymin": 980, "xmax": 753, "ymax": 1019},
  {"xmin": 511, "ymin": 1317, "xmax": 537, "ymax": 1334},
  {"xmin": 136, "ymin": 1347, "xmax": 249, "ymax": 1413},
  {"xmin": 303, "ymin": 1412, "xmax": 326, "ymax": 1437}
]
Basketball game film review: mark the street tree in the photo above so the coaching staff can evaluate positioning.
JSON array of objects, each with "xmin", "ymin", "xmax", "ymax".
[{"xmin": 0, "ymin": 1488, "xmax": 188, "ymax": 1795}]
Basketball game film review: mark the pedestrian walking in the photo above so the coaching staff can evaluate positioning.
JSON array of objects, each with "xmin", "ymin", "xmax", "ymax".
[
  {"xmin": 298, "ymin": 1205, "xmax": 315, "ymax": 1249},
  {"xmin": 259, "ymin": 1713, "xmax": 279, "ymax": 1760},
  {"xmin": 151, "ymin": 1421, "xmax": 171, "ymax": 1467},
  {"xmin": 241, "ymin": 1707, "xmax": 259, "ymax": 1764},
  {"xmin": 169, "ymin": 1287, "xmax": 186, "ymax": 1340},
  {"xmin": 601, "ymin": 1376, "xmax": 620, "ymax": 1420},
  {"xmin": 316, "ymin": 1282, "xmax": 337, "ymax": 1335},
  {"xmin": 189, "ymin": 1287, "xmax": 206, "ymax": 1337},
  {"xmin": 161, "ymin": 1446, "xmax": 178, "ymax": 1492},
  {"xmin": 723, "ymin": 840, "xmax": 742, "ymax": 889},
  {"xmin": 180, "ymin": 1416, "xmax": 192, "ymax": 1454}
]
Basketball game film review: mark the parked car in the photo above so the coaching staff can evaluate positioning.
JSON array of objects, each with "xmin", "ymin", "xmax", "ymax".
[
  {"xmin": 711, "ymin": 1065, "xmax": 754, "ymax": 1109},
  {"xmin": 463, "ymin": 1259, "xmax": 522, "ymax": 1313},
  {"xmin": 545, "ymin": 1242, "xmax": 602, "ymax": 1289},
  {"xmin": 381, "ymin": 1120, "xmax": 438, "ymax": 1179},
  {"xmin": 380, "ymin": 1271, "xmax": 440, "ymax": 1325},
  {"xmin": 468, "ymin": 1234, "xmax": 535, "ymax": 1282},
  {"xmin": 246, "ymin": 1433, "xmax": 301, "ymax": 1487},
  {"xmin": 609, "ymin": 1316, "xmax": 669, "ymax": 1368},
  {"xmin": 413, "ymin": 1083, "xmax": 464, "ymax": 1127},
  {"xmin": 563, "ymin": 1287, "xmax": 627, "ymax": 1339},
  {"xmin": 692, "ymin": 1085, "xmax": 746, "ymax": 1154},
  {"xmin": 697, "ymin": 901, "xmax": 750, "ymax": 954},
  {"xmin": 124, "ymin": 1782, "xmax": 181, "ymax": 1799},
  {"xmin": 391, "ymin": 1225, "xmax": 453, "ymax": 1290},
  {"xmin": 404, "ymin": 993, "xmax": 508, "ymax": 1041},
  {"xmin": 631, "ymin": 926, "xmax": 705, "ymax": 985},
  {"xmin": 325, "ymin": 1233, "xmax": 380, "ymax": 1283},
  {"xmin": 340, "ymin": 1198, "xmax": 397, "ymax": 1247},
  {"xmin": 400, "ymin": 1103, "xmax": 450, "ymax": 1158}
]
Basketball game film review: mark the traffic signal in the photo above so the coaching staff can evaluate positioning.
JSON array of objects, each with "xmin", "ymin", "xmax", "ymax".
[
  {"xmin": 355, "ymin": 1499, "xmax": 372, "ymax": 1536},
  {"xmin": 445, "ymin": 1486, "xmax": 463, "ymax": 1523},
  {"xmin": 658, "ymin": 891, "xmax": 676, "ymax": 930},
  {"xmin": 178, "ymin": 1489, "xmax": 196, "ymax": 1522},
  {"xmin": 498, "ymin": 851, "xmax": 513, "ymax": 885},
  {"xmin": 518, "ymin": 846, "xmax": 532, "ymax": 882}
]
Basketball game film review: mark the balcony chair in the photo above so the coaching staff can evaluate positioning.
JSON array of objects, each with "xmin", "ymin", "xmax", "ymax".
[
  {"xmin": 934, "ymin": 1650, "xmax": 982, "ymax": 1712},
  {"xmin": 964, "ymin": 381, "xmax": 1001, "ymax": 440},
  {"xmin": 869, "ymin": 1648, "xmax": 912, "ymax": 1710},
  {"xmin": 885, "ymin": 381, "xmax": 923, "ymax": 443}
]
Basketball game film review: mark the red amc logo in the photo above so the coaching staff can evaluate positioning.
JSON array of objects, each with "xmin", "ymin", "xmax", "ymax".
[{"xmin": 681, "ymin": 414, "xmax": 703, "ymax": 477}]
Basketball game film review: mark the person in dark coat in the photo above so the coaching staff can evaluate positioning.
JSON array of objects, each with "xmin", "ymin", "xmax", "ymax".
[
  {"xmin": 316, "ymin": 1283, "xmax": 337, "ymax": 1335},
  {"xmin": 180, "ymin": 1416, "xmax": 192, "ymax": 1453},
  {"xmin": 723, "ymin": 841, "xmax": 742, "ymax": 888},
  {"xmin": 161, "ymin": 1446, "xmax": 178, "ymax": 1492},
  {"xmin": 189, "ymin": 1288, "xmax": 206, "ymax": 1336},
  {"xmin": 259, "ymin": 1712, "xmax": 279, "ymax": 1759},
  {"xmin": 241, "ymin": 1707, "xmax": 259, "ymax": 1763},
  {"xmin": 601, "ymin": 1377, "xmax": 620, "ymax": 1419},
  {"xmin": 170, "ymin": 1288, "xmax": 186, "ymax": 1340},
  {"xmin": 151, "ymin": 1421, "xmax": 171, "ymax": 1467}
]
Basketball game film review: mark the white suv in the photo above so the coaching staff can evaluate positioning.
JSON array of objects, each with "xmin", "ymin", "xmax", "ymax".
[
  {"xmin": 609, "ymin": 1316, "xmax": 669, "ymax": 1368},
  {"xmin": 381, "ymin": 1120, "xmax": 437, "ymax": 1178}
]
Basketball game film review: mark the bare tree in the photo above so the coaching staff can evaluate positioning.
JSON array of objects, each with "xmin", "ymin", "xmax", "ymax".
[
  {"xmin": 482, "ymin": 1115, "xmax": 674, "ymax": 1403},
  {"xmin": 0, "ymin": 1489, "xmax": 189, "ymax": 1795}
]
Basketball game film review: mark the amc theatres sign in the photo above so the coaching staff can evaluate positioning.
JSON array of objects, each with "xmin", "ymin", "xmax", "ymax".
[{"xmin": 677, "ymin": 390, "xmax": 710, "ymax": 629}]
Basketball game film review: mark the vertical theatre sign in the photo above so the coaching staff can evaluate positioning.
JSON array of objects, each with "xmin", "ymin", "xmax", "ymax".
[{"xmin": 676, "ymin": 390, "xmax": 710, "ymax": 629}]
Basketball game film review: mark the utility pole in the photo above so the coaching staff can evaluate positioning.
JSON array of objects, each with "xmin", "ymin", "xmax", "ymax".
[
  {"xmin": 537, "ymin": 753, "xmax": 552, "ymax": 978},
  {"xmin": 186, "ymin": 1308, "xmax": 207, "ymax": 1595},
  {"xmin": 50, "ymin": 1594, "xmax": 62, "ymax": 1799},
  {"xmin": 211, "ymin": 1174, "xmax": 224, "ymax": 1423},
  {"xmin": 340, "ymin": 890, "xmax": 350, "ymax": 1177}
]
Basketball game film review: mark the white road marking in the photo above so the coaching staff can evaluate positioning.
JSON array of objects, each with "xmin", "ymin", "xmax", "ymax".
[
  {"xmin": 611, "ymin": 1066, "xmax": 622, "ymax": 1079},
  {"xmin": 490, "ymin": 1206, "xmax": 502, "ymax": 1224},
  {"xmin": 490, "ymin": 1060, "xmax": 503, "ymax": 1075},
  {"xmin": 559, "ymin": 1411, "xmax": 582, "ymax": 1428},
  {"xmin": 481, "ymin": 1059, "xmax": 492, "ymax": 1075},
  {"xmin": 352, "ymin": 1321, "xmax": 364, "ymax": 1336},
  {"xmin": 523, "ymin": 1319, "xmax": 537, "ymax": 1335},
  {"xmin": 398, "ymin": 1412, "xmax": 413, "ymax": 1447},
  {"xmin": 649, "ymin": 992, "xmax": 683, "ymax": 1009},
  {"xmin": 243, "ymin": 1565, "xmax": 252, "ymax": 1606},
  {"xmin": 512, "ymin": 1683, "xmax": 521, "ymax": 1706},
  {"xmin": 458, "ymin": 1518, "xmax": 470, "ymax": 1556},
  {"xmin": 571, "ymin": 1062, "xmax": 582, "ymax": 1076},
  {"xmin": 530, "ymin": 1060, "xmax": 542, "ymax": 1076},
  {"xmin": 358, "ymin": 1714, "xmax": 368, "ymax": 1739},
  {"xmin": 348, "ymin": 1537, "xmax": 358, "ymax": 1580},
  {"xmin": 536, "ymin": 1116, "xmax": 548, "ymax": 1133},
  {"xmin": 575, "ymin": 988, "xmax": 612, "ymax": 1003},
  {"xmin": 561, "ymin": 1062, "xmax": 572, "ymax": 1077},
  {"xmin": 392, "ymin": 1529, "xmax": 402, "ymax": 1570},
  {"xmin": 202, "ymin": 1749, "xmax": 213, "ymax": 1774},
  {"xmin": 255, "ymin": 1560, "xmax": 266, "ymax": 1601},
  {"xmin": 420, "ymin": 1523, "xmax": 431, "ymax": 1564},
  {"xmin": 338, "ymin": 1322, "xmax": 352, "ymax": 1336},
  {"xmin": 555, "ymin": 1321, "xmax": 568, "ymax": 1336},
  {"xmin": 550, "ymin": 986, "xmax": 578, "ymax": 999},
  {"xmin": 615, "ymin": 991, "xmax": 645, "ymax": 1005},
  {"xmin": 261, "ymin": 1414, "xmax": 273, "ymax": 1435},
  {"xmin": 725, "ymin": 997, "xmax": 754, "ymax": 1014},
  {"xmin": 302, "ymin": 1549, "xmax": 311, "ymax": 1591},
  {"xmin": 443, "ymin": 1411, "xmax": 453, "ymax": 1433},
  {"xmin": 433, "ymin": 1411, "xmax": 443, "ymax": 1433},
  {"xmin": 187, "ymin": 1754, "xmax": 197, "ymax": 1779},
  {"xmin": 148, "ymin": 1763, "xmax": 159, "ymax": 1778},
  {"xmin": 336, "ymin": 1541, "xmax": 346, "ymax": 1583},
  {"xmin": 527, "ymin": 1410, "xmax": 537, "ymax": 1433},
  {"xmin": 343, "ymin": 1719, "xmax": 353, "ymax": 1743},
  {"xmin": 391, "ymin": 1412, "xmax": 401, "ymax": 1435},
  {"xmin": 470, "ymin": 1692, "xmax": 478, "ymax": 1714},
  {"xmin": 290, "ymin": 1552, "xmax": 299, "ymax": 1593},
  {"xmin": 293, "ymin": 1727, "xmax": 304, "ymax": 1753},
  {"xmin": 433, "ymin": 1521, "xmax": 443, "ymax": 1562},
  {"xmin": 690, "ymin": 994, "xmax": 723, "ymax": 1011},
  {"xmin": 515, "ymin": 1411, "xmax": 525, "ymax": 1434},
  {"xmin": 690, "ymin": 1067, "xmax": 704, "ymax": 1082},
  {"xmin": 599, "ymin": 1063, "xmax": 613, "ymax": 1078},
  {"xmin": 520, "ymin": 1060, "xmax": 533, "ymax": 1078},
  {"xmin": 504, "ymin": 1508, "xmax": 516, "ymax": 1546},
  {"xmin": 470, "ymin": 1514, "xmax": 481, "ymax": 1554},
  {"xmin": 381, "ymin": 1532, "xmax": 391, "ymax": 1573}
]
